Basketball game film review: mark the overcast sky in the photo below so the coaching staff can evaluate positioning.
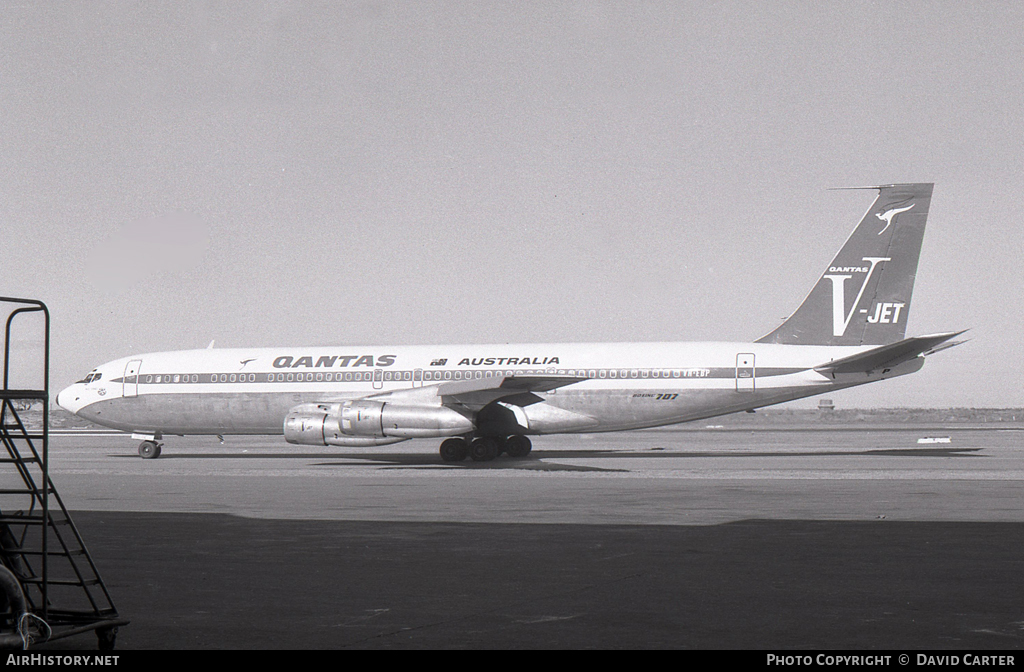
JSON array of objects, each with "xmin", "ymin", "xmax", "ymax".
[{"xmin": 2, "ymin": 1, "xmax": 1022, "ymax": 408}]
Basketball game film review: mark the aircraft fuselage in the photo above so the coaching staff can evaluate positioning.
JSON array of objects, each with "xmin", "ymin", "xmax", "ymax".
[{"xmin": 57, "ymin": 341, "xmax": 919, "ymax": 437}]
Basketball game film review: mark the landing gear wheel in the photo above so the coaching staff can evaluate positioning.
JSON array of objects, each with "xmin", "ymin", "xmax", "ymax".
[
  {"xmin": 439, "ymin": 438, "xmax": 469, "ymax": 462},
  {"xmin": 469, "ymin": 437, "xmax": 499, "ymax": 462},
  {"xmin": 505, "ymin": 435, "xmax": 532, "ymax": 458},
  {"xmin": 139, "ymin": 441, "xmax": 161, "ymax": 459}
]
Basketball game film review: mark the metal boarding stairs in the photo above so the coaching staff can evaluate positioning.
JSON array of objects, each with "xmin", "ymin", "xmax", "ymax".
[{"xmin": 0, "ymin": 297, "xmax": 126, "ymax": 649}]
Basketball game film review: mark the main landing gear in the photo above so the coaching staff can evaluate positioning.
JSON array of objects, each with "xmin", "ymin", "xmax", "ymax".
[
  {"xmin": 138, "ymin": 440, "xmax": 162, "ymax": 459},
  {"xmin": 439, "ymin": 435, "xmax": 532, "ymax": 463}
]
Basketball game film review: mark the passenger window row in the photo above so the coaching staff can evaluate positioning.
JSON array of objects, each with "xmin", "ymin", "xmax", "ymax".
[{"xmin": 139, "ymin": 368, "xmax": 709, "ymax": 384}]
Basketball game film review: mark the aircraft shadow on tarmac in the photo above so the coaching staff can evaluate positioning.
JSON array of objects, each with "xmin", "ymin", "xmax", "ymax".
[
  {"xmin": 109, "ymin": 451, "xmax": 628, "ymax": 471},
  {"xmin": 107, "ymin": 446, "xmax": 984, "ymax": 470}
]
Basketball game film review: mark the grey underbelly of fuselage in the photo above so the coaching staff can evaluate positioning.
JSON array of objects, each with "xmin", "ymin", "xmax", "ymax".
[{"xmin": 76, "ymin": 392, "xmax": 326, "ymax": 435}]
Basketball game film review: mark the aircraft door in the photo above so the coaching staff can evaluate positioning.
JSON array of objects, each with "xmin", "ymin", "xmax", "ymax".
[
  {"xmin": 735, "ymin": 353, "xmax": 755, "ymax": 392},
  {"xmin": 413, "ymin": 369, "xmax": 423, "ymax": 388},
  {"xmin": 124, "ymin": 360, "xmax": 142, "ymax": 398},
  {"xmin": 373, "ymin": 368, "xmax": 383, "ymax": 390}
]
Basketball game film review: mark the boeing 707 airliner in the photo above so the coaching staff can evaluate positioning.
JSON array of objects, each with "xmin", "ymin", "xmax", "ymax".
[{"xmin": 57, "ymin": 183, "xmax": 964, "ymax": 461}]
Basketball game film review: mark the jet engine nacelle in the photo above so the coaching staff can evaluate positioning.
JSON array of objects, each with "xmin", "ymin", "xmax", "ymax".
[
  {"xmin": 283, "ymin": 400, "xmax": 473, "ymax": 446},
  {"xmin": 283, "ymin": 403, "xmax": 405, "ymax": 447}
]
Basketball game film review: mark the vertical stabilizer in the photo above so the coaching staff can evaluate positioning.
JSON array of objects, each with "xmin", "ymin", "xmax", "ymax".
[{"xmin": 756, "ymin": 183, "xmax": 933, "ymax": 346}]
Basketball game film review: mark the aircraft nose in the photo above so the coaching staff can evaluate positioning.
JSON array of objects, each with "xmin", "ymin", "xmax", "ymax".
[{"xmin": 56, "ymin": 384, "xmax": 80, "ymax": 414}]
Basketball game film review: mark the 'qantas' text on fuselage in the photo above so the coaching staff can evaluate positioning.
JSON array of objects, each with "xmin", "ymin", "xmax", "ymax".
[{"xmin": 273, "ymin": 355, "xmax": 396, "ymax": 368}]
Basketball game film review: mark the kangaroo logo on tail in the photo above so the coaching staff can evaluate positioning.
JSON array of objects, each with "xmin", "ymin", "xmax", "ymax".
[{"xmin": 875, "ymin": 204, "xmax": 914, "ymax": 235}]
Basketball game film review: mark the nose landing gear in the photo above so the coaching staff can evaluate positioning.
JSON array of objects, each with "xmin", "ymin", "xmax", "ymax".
[
  {"xmin": 438, "ymin": 435, "xmax": 532, "ymax": 463},
  {"xmin": 138, "ymin": 440, "xmax": 162, "ymax": 459}
]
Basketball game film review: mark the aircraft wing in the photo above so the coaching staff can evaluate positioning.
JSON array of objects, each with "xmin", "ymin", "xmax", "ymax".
[
  {"xmin": 814, "ymin": 330, "xmax": 967, "ymax": 378},
  {"xmin": 437, "ymin": 375, "xmax": 586, "ymax": 410},
  {"xmin": 336, "ymin": 374, "xmax": 585, "ymax": 412}
]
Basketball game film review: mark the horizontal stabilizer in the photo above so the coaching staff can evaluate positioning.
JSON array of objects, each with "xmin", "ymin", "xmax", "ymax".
[
  {"xmin": 814, "ymin": 331, "xmax": 966, "ymax": 377},
  {"xmin": 921, "ymin": 338, "xmax": 969, "ymax": 357}
]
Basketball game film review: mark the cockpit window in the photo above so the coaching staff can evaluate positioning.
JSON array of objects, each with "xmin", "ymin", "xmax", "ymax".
[{"xmin": 77, "ymin": 372, "xmax": 103, "ymax": 384}]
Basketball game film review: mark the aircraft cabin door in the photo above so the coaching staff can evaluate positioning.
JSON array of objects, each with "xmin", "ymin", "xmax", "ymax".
[
  {"xmin": 124, "ymin": 359, "xmax": 142, "ymax": 398},
  {"xmin": 373, "ymin": 368, "xmax": 383, "ymax": 390},
  {"xmin": 735, "ymin": 353, "xmax": 755, "ymax": 392},
  {"xmin": 413, "ymin": 369, "xmax": 423, "ymax": 388}
]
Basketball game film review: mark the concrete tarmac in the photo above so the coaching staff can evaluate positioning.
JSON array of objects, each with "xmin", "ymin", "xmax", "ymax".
[{"xmin": 22, "ymin": 426, "xmax": 1024, "ymax": 649}]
